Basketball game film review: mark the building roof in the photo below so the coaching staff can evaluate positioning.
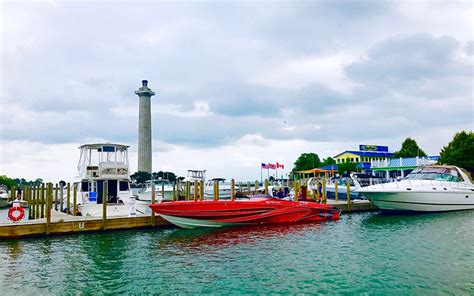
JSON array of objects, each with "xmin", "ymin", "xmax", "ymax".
[{"xmin": 333, "ymin": 150, "xmax": 394, "ymax": 158}]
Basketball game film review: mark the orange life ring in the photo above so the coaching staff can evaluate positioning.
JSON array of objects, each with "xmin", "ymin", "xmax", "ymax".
[{"xmin": 8, "ymin": 206, "xmax": 25, "ymax": 222}]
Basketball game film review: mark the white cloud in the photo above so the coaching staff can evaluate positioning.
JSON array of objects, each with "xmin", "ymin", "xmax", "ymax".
[{"xmin": 252, "ymin": 53, "xmax": 357, "ymax": 94}]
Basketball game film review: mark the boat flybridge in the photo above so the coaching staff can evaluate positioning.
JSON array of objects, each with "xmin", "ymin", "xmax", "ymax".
[
  {"xmin": 355, "ymin": 165, "xmax": 474, "ymax": 212},
  {"xmin": 75, "ymin": 143, "xmax": 135, "ymax": 216}
]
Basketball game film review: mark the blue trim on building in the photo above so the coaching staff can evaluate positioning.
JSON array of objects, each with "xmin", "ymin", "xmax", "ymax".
[{"xmin": 333, "ymin": 150, "xmax": 394, "ymax": 158}]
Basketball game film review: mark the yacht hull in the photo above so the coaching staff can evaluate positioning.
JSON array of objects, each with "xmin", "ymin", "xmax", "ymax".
[
  {"xmin": 363, "ymin": 191, "xmax": 474, "ymax": 212},
  {"xmin": 78, "ymin": 203, "xmax": 131, "ymax": 217},
  {"xmin": 0, "ymin": 198, "xmax": 9, "ymax": 208}
]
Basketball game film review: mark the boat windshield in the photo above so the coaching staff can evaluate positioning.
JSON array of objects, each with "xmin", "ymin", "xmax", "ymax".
[{"xmin": 404, "ymin": 167, "xmax": 463, "ymax": 182}]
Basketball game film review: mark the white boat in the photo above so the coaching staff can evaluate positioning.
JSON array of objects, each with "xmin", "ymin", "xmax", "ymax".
[
  {"xmin": 183, "ymin": 169, "xmax": 206, "ymax": 183},
  {"xmin": 75, "ymin": 143, "xmax": 136, "ymax": 217},
  {"xmin": 136, "ymin": 179, "xmax": 174, "ymax": 202},
  {"xmin": 135, "ymin": 179, "xmax": 174, "ymax": 215},
  {"xmin": 0, "ymin": 185, "xmax": 9, "ymax": 208},
  {"xmin": 355, "ymin": 165, "xmax": 474, "ymax": 212},
  {"xmin": 204, "ymin": 178, "xmax": 233, "ymax": 199}
]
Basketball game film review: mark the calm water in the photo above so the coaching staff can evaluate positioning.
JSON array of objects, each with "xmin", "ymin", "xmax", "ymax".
[{"xmin": 1, "ymin": 211, "xmax": 473, "ymax": 295}]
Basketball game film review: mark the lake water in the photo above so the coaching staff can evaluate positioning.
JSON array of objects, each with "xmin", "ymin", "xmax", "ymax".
[{"xmin": 0, "ymin": 211, "xmax": 473, "ymax": 294}]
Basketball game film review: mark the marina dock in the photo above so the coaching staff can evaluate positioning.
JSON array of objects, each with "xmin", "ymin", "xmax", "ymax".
[{"xmin": 0, "ymin": 199, "xmax": 374, "ymax": 239}]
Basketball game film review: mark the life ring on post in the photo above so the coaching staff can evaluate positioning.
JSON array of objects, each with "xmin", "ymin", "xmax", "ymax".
[{"xmin": 8, "ymin": 206, "xmax": 25, "ymax": 222}]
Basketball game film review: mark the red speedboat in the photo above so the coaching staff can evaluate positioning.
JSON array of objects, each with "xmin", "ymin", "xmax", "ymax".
[{"xmin": 149, "ymin": 197, "xmax": 340, "ymax": 229}]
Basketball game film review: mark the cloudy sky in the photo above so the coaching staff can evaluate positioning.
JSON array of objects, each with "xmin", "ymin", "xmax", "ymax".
[{"xmin": 1, "ymin": 0, "xmax": 473, "ymax": 182}]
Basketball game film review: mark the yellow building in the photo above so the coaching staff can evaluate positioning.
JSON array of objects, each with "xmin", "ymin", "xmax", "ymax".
[{"xmin": 333, "ymin": 145, "xmax": 394, "ymax": 165}]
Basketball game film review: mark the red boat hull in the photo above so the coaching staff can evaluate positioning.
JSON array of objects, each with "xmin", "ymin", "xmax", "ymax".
[{"xmin": 149, "ymin": 197, "xmax": 340, "ymax": 228}]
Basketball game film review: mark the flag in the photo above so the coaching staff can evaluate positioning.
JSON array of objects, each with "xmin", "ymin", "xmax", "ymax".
[
  {"xmin": 276, "ymin": 162, "xmax": 285, "ymax": 169},
  {"xmin": 261, "ymin": 163, "xmax": 270, "ymax": 169},
  {"xmin": 269, "ymin": 163, "xmax": 276, "ymax": 169}
]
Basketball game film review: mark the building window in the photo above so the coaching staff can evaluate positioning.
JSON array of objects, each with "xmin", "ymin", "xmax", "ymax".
[
  {"xmin": 356, "ymin": 158, "xmax": 359, "ymax": 162},
  {"xmin": 351, "ymin": 158, "xmax": 354, "ymax": 162}
]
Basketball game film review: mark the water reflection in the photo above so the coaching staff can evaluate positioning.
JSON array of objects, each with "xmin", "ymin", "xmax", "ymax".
[{"xmin": 152, "ymin": 221, "xmax": 330, "ymax": 252}]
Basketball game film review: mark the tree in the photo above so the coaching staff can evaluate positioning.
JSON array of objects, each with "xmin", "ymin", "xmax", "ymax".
[
  {"xmin": 438, "ymin": 131, "xmax": 474, "ymax": 174},
  {"xmin": 337, "ymin": 162, "xmax": 359, "ymax": 175},
  {"xmin": 292, "ymin": 153, "xmax": 321, "ymax": 172},
  {"xmin": 321, "ymin": 157, "xmax": 336, "ymax": 166},
  {"xmin": 0, "ymin": 175, "xmax": 16, "ymax": 189},
  {"xmin": 130, "ymin": 171, "xmax": 151, "ymax": 184},
  {"xmin": 393, "ymin": 138, "xmax": 427, "ymax": 158},
  {"xmin": 152, "ymin": 171, "xmax": 177, "ymax": 182}
]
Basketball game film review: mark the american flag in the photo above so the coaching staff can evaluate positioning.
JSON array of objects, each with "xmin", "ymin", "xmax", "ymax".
[{"xmin": 261, "ymin": 163, "xmax": 270, "ymax": 169}]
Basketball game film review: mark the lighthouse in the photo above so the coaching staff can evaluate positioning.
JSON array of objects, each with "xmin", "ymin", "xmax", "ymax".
[{"xmin": 135, "ymin": 80, "xmax": 155, "ymax": 173}]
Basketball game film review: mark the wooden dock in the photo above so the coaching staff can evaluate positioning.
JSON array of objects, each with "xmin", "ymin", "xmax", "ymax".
[{"xmin": 0, "ymin": 200, "xmax": 375, "ymax": 239}]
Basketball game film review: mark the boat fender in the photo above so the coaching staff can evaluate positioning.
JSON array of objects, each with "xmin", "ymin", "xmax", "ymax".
[{"xmin": 8, "ymin": 206, "xmax": 25, "ymax": 222}]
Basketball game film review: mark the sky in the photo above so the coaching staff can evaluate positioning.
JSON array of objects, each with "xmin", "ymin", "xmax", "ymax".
[{"xmin": 0, "ymin": 0, "xmax": 473, "ymax": 182}]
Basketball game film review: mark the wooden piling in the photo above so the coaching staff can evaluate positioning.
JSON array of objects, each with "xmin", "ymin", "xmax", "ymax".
[
  {"xmin": 102, "ymin": 181, "xmax": 107, "ymax": 230},
  {"xmin": 54, "ymin": 184, "xmax": 59, "ymax": 211},
  {"xmin": 247, "ymin": 181, "xmax": 251, "ymax": 194},
  {"xmin": 335, "ymin": 180, "xmax": 339, "ymax": 202},
  {"xmin": 185, "ymin": 181, "xmax": 190, "ymax": 201},
  {"xmin": 172, "ymin": 182, "xmax": 176, "ymax": 201},
  {"xmin": 35, "ymin": 186, "xmax": 40, "ymax": 219},
  {"xmin": 66, "ymin": 183, "xmax": 71, "ymax": 215},
  {"xmin": 46, "ymin": 183, "xmax": 52, "ymax": 235},
  {"xmin": 322, "ymin": 178, "xmax": 327, "ymax": 204},
  {"xmin": 254, "ymin": 180, "xmax": 259, "ymax": 194},
  {"xmin": 40, "ymin": 184, "xmax": 45, "ymax": 218},
  {"xmin": 151, "ymin": 183, "xmax": 156, "ymax": 226},
  {"xmin": 10, "ymin": 186, "xmax": 15, "ymax": 202},
  {"xmin": 194, "ymin": 180, "xmax": 198, "ymax": 201},
  {"xmin": 200, "ymin": 180, "xmax": 204, "ymax": 201},
  {"xmin": 29, "ymin": 187, "xmax": 34, "ymax": 220},
  {"xmin": 231, "ymin": 179, "xmax": 235, "ymax": 202},
  {"xmin": 294, "ymin": 182, "xmax": 299, "ymax": 202},
  {"xmin": 346, "ymin": 179, "xmax": 351, "ymax": 212},
  {"xmin": 73, "ymin": 183, "xmax": 77, "ymax": 216},
  {"xmin": 264, "ymin": 179, "xmax": 269, "ymax": 195},
  {"xmin": 239, "ymin": 181, "xmax": 242, "ymax": 195}
]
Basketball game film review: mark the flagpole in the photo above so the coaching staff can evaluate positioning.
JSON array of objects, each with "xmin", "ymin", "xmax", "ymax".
[{"xmin": 260, "ymin": 167, "xmax": 263, "ymax": 184}]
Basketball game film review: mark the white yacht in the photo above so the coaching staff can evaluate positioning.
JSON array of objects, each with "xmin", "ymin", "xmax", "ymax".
[
  {"xmin": 0, "ymin": 185, "xmax": 9, "ymax": 208},
  {"xmin": 135, "ymin": 179, "xmax": 174, "ymax": 215},
  {"xmin": 355, "ymin": 165, "xmax": 474, "ymax": 212},
  {"xmin": 136, "ymin": 179, "xmax": 174, "ymax": 202},
  {"xmin": 75, "ymin": 143, "xmax": 136, "ymax": 217},
  {"xmin": 183, "ymin": 169, "xmax": 206, "ymax": 183},
  {"xmin": 204, "ymin": 178, "xmax": 233, "ymax": 199}
]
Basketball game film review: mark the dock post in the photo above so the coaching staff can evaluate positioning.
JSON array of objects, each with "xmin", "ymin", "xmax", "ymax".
[
  {"xmin": 35, "ymin": 186, "xmax": 40, "ymax": 219},
  {"xmin": 151, "ymin": 182, "xmax": 155, "ymax": 226},
  {"xmin": 46, "ymin": 183, "xmax": 52, "ymax": 235},
  {"xmin": 29, "ymin": 187, "xmax": 34, "ymax": 220},
  {"xmin": 335, "ymin": 180, "xmax": 339, "ymax": 202},
  {"xmin": 231, "ymin": 179, "xmax": 235, "ymax": 202},
  {"xmin": 247, "ymin": 181, "xmax": 251, "ymax": 194},
  {"xmin": 11, "ymin": 186, "xmax": 16, "ymax": 202},
  {"xmin": 66, "ymin": 183, "xmax": 71, "ymax": 215},
  {"xmin": 200, "ymin": 180, "xmax": 204, "ymax": 201},
  {"xmin": 54, "ymin": 184, "xmax": 59, "ymax": 211},
  {"xmin": 255, "ymin": 180, "xmax": 259, "ymax": 194},
  {"xmin": 194, "ymin": 180, "xmax": 198, "ymax": 201},
  {"xmin": 73, "ymin": 183, "xmax": 77, "ymax": 216},
  {"xmin": 264, "ymin": 179, "xmax": 269, "ymax": 195},
  {"xmin": 185, "ymin": 181, "xmax": 190, "ymax": 201},
  {"xmin": 40, "ymin": 184, "xmax": 45, "ymax": 218},
  {"xmin": 102, "ymin": 181, "xmax": 108, "ymax": 230},
  {"xmin": 294, "ymin": 182, "xmax": 299, "ymax": 202},
  {"xmin": 172, "ymin": 182, "xmax": 176, "ymax": 201},
  {"xmin": 346, "ymin": 179, "xmax": 351, "ymax": 212},
  {"xmin": 239, "ymin": 181, "xmax": 242, "ymax": 195},
  {"xmin": 322, "ymin": 178, "xmax": 327, "ymax": 204}
]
